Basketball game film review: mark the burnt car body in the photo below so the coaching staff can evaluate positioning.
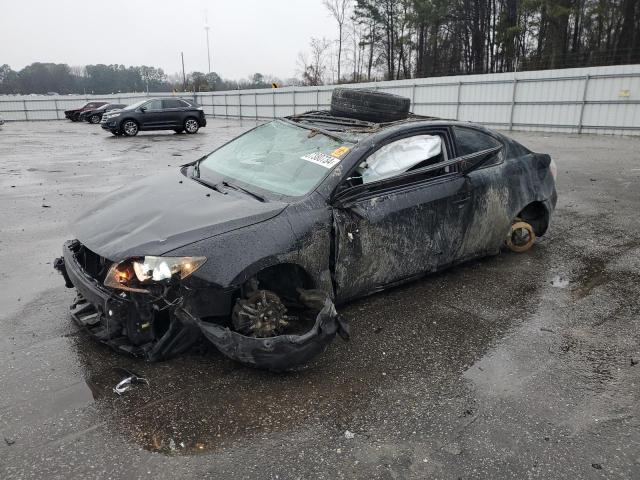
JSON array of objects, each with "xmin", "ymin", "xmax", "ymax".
[
  {"xmin": 79, "ymin": 103, "xmax": 128, "ymax": 124},
  {"xmin": 64, "ymin": 102, "xmax": 108, "ymax": 122},
  {"xmin": 55, "ymin": 109, "xmax": 557, "ymax": 370}
]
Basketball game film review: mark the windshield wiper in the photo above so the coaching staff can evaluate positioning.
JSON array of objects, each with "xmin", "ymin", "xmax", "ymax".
[
  {"xmin": 191, "ymin": 175, "xmax": 226, "ymax": 194},
  {"xmin": 221, "ymin": 181, "xmax": 265, "ymax": 202}
]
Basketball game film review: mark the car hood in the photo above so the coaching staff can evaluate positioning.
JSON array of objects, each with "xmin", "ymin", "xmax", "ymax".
[{"xmin": 74, "ymin": 169, "xmax": 288, "ymax": 260}]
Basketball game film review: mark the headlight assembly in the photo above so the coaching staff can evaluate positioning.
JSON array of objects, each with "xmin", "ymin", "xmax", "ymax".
[{"xmin": 104, "ymin": 256, "xmax": 206, "ymax": 292}]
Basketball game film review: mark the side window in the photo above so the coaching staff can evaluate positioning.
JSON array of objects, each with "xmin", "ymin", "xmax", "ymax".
[
  {"xmin": 162, "ymin": 99, "xmax": 183, "ymax": 109},
  {"xmin": 453, "ymin": 126, "xmax": 502, "ymax": 167},
  {"xmin": 357, "ymin": 134, "xmax": 447, "ymax": 184},
  {"xmin": 144, "ymin": 99, "xmax": 162, "ymax": 110},
  {"xmin": 178, "ymin": 100, "xmax": 192, "ymax": 107},
  {"xmin": 453, "ymin": 126, "xmax": 499, "ymax": 155}
]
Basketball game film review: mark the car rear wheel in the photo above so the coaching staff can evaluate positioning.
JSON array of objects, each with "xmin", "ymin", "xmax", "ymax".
[
  {"xmin": 506, "ymin": 219, "xmax": 536, "ymax": 253},
  {"xmin": 184, "ymin": 118, "xmax": 199, "ymax": 134},
  {"xmin": 89, "ymin": 114, "xmax": 101, "ymax": 124},
  {"xmin": 122, "ymin": 120, "xmax": 139, "ymax": 137}
]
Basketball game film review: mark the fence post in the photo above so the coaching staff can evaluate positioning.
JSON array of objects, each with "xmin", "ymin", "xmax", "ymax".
[
  {"xmin": 411, "ymin": 84, "xmax": 416, "ymax": 112},
  {"xmin": 272, "ymin": 90, "xmax": 276, "ymax": 118},
  {"xmin": 224, "ymin": 93, "xmax": 228, "ymax": 118},
  {"xmin": 239, "ymin": 92, "xmax": 242, "ymax": 119},
  {"xmin": 509, "ymin": 77, "xmax": 518, "ymax": 131},
  {"xmin": 23, "ymin": 99, "xmax": 28, "ymax": 121},
  {"xmin": 255, "ymin": 92, "xmax": 258, "ymax": 120},
  {"xmin": 455, "ymin": 81, "xmax": 462, "ymax": 120},
  {"xmin": 292, "ymin": 87, "xmax": 296, "ymax": 115},
  {"xmin": 316, "ymin": 88, "xmax": 320, "ymax": 111},
  {"xmin": 577, "ymin": 74, "xmax": 590, "ymax": 134},
  {"xmin": 54, "ymin": 99, "xmax": 60, "ymax": 120}
]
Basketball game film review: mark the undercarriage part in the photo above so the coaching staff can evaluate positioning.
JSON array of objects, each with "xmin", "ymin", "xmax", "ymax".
[
  {"xmin": 181, "ymin": 289, "xmax": 349, "ymax": 372},
  {"xmin": 506, "ymin": 219, "xmax": 536, "ymax": 253},
  {"xmin": 232, "ymin": 290, "xmax": 291, "ymax": 337}
]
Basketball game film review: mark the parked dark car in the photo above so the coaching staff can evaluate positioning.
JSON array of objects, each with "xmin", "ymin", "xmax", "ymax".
[
  {"xmin": 100, "ymin": 97, "xmax": 206, "ymax": 136},
  {"xmin": 55, "ymin": 89, "xmax": 557, "ymax": 370},
  {"xmin": 64, "ymin": 102, "xmax": 108, "ymax": 122},
  {"xmin": 79, "ymin": 103, "xmax": 128, "ymax": 124}
]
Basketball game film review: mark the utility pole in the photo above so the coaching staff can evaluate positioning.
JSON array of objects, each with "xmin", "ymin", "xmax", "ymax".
[
  {"xmin": 181, "ymin": 52, "xmax": 186, "ymax": 91},
  {"xmin": 204, "ymin": 10, "xmax": 212, "ymax": 74},
  {"xmin": 205, "ymin": 26, "xmax": 212, "ymax": 74}
]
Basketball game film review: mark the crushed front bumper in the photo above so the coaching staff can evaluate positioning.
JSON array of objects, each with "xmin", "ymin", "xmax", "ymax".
[{"xmin": 54, "ymin": 241, "xmax": 346, "ymax": 369}]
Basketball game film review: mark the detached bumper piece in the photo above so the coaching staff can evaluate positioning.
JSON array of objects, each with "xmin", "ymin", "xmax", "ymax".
[{"xmin": 177, "ymin": 290, "xmax": 348, "ymax": 372}]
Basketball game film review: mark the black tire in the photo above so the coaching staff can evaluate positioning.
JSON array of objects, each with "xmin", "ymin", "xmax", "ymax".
[
  {"xmin": 330, "ymin": 88, "xmax": 410, "ymax": 123},
  {"xmin": 89, "ymin": 114, "xmax": 101, "ymax": 124},
  {"xmin": 184, "ymin": 117, "xmax": 200, "ymax": 134},
  {"xmin": 173, "ymin": 128, "xmax": 185, "ymax": 134},
  {"xmin": 121, "ymin": 119, "xmax": 139, "ymax": 137}
]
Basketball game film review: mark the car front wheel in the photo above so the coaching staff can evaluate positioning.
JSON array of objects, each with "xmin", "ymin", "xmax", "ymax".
[
  {"xmin": 184, "ymin": 118, "xmax": 199, "ymax": 134},
  {"xmin": 122, "ymin": 120, "xmax": 139, "ymax": 137},
  {"xmin": 89, "ymin": 114, "xmax": 101, "ymax": 124}
]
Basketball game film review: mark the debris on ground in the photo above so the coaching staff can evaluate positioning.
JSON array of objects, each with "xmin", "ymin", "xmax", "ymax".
[
  {"xmin": 113, "ymin": 368, "xmax": 149, "ymax": 395},
  {"xmin": 4, "ymin": 437, "xmax": 15, "ymax": 446},
  {"xmin": 345, "ymin": 430, "xmax": 355, "ymax": 439}
]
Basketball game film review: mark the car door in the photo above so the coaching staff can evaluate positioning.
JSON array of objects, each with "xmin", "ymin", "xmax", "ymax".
[
  {"xmin": 138, "ymin": 99, "xmax": 164, "ymax": 129},
  {"xmin": 451, "ymin": 126, "xmax": 513, "ymax": 261},
  {"xmin": 331, "ymin": 128, "xmax": 475, "ymax": 302},
  {"xmin": 161, "ymin": 99, "xmax": 185, "ymax": 127}
]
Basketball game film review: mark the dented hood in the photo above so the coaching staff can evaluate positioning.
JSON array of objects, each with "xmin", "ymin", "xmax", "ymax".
[{"xmin": 73, "ymin": 169, "xmax": 287, "ymax": 260}]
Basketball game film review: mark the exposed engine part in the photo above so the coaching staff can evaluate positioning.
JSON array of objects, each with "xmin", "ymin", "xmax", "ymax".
[
  {"xmin": 232, "ymin": 290, "xmax": 292, "ymax": 337},
  {"xmin": 506, "ymin": 219, "xmax": 536, "ymax": 253}
]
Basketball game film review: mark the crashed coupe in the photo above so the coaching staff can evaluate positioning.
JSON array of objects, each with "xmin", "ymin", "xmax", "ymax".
[{"xmin": 54, "ymin": 89, "xmax": 557, "ymax": 370}]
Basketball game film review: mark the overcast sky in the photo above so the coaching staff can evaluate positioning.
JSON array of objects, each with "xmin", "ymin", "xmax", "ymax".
[{"xmin": 1, "ymin": 0, "xmax": 337, "ymax": 80}]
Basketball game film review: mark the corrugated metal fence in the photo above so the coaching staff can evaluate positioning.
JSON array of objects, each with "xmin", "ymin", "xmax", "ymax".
[{"xmin": 2, "ymin": 64, "xmax": 639, "ymax": 135}]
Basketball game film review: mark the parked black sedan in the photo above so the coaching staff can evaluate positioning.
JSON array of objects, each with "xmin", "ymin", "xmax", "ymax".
[
  {"xmin": 55, "ymin": 89, "xmax": 557, "ymax": 370},
  {"xmin": 79, "ymin": 103, "xmax": 127, "ymax": 124},
  {"xmin": 100, "ymin": 97, "xmax": 206, "ymax": 136},
  {"xmin": 64, "ymin": 102, "xmax": 108, "ymax": 122}
]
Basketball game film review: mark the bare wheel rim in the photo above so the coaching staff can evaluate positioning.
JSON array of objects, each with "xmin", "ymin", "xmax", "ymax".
[
  {"xmin": 185, "ymin": 119, "xmax": 198, "ymax": 133},
  {"xmin": 124, "ymin": 121, "xmax": 137, "ymax": 135},
  {"xmin": 506, "ymin": 221, "xmax": 536, "ymax": 253}
]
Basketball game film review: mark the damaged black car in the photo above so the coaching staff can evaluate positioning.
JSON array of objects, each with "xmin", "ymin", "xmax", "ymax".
[{"xmin": 54, "ymin": 88, "xmax": 557, "ymax": 371}]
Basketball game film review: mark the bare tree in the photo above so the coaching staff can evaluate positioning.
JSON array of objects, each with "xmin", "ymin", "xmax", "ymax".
[
  {"xmin": 323, "ymin": 0, "xmax": 352, "ymax": 82},
  {"xmin": 297, "ymin": 37, "xmax": 332, "ymax": 86}
]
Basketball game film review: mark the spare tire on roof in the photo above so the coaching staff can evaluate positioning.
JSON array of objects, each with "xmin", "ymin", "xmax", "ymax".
[{"xmin": 330, "ymin": 88, "xmax": 410, "ymax": 123}]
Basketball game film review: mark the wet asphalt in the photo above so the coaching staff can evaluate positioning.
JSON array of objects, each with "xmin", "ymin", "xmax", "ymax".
[{"xmin": 0, "ymin": 120, "xmax": 639, "ymax": 479}]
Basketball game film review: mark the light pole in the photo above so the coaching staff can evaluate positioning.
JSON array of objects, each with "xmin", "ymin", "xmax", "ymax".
[{"xmin": 205, "ymin": 25, "xmax": 212, "ymax": 74}]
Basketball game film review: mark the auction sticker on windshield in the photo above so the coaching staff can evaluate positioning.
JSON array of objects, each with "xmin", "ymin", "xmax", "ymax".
[{"xmin": 301, "ymin": 152, "xmax": 341, "ymax": 169}]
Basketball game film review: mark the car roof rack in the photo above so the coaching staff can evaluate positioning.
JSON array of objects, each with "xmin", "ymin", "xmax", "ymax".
[{"xmin": 287, "ymin": 110, "xmax": 444, "ymax": 133}]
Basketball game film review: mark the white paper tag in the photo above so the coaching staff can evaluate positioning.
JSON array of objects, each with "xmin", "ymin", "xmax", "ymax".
[{"xmin": 300, "ymin": 152, "xmax": 341, "ymax": 169}]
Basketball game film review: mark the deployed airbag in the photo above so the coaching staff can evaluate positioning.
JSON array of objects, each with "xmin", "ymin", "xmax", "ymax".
[{"xmin": 357, "ymin": 134, "xmax": 442, "ymax": 183}]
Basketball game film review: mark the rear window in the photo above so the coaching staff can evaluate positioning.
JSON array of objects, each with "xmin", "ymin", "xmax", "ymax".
[
  {"xmin": 163, "ymin": 99, "xmax": 186, "ymax": 109},
  {"xmin": 453, "ymin": 126, "xmax": 500, "ymax": 156}
]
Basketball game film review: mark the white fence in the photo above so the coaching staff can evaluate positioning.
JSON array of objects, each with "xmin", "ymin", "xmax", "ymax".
[{"xmin": 2, "ymin": 64, "xmax": 640, "ymax": 135}]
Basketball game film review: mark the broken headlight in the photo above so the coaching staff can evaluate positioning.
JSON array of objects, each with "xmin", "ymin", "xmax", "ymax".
[{"xmin": 104, "ymin": 256, "xmax": 206, "ymax": 292}]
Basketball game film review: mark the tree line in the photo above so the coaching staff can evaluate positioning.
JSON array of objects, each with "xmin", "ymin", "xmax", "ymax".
[
  {"xmin": 300, "ymin": 0, "xmax": 640, "ymax": 84},
  {"xmin": 0, "ymin": 63, "xmax": 282, "ymax": 95}
]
